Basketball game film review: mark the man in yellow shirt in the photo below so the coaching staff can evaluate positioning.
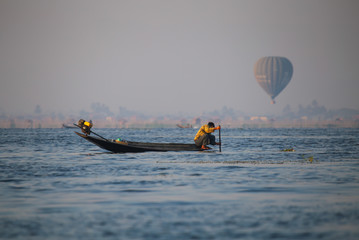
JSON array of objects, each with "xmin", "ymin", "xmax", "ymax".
[{"xmin": 194, "ymin": 122, "xmax": 221, "ymax": 150}]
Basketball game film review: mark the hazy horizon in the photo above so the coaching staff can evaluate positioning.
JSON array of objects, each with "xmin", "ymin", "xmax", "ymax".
[{"xmin": 1, "ymin": 0, "xmax": 359, "ymax": 117}]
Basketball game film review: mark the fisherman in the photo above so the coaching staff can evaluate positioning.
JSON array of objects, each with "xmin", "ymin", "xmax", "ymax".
[{"xmin": 194, "ymin": 122, "xmax": 221, "ymax": 150}]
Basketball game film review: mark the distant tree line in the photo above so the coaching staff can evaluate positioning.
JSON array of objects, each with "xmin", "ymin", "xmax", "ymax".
[
  {"xmin": 282, "ymin": 100, "xmax": 359, "ymax": 120},
  {"xmin": 1, "ymin": 100, "xmax": 358, "ymax": 123}
]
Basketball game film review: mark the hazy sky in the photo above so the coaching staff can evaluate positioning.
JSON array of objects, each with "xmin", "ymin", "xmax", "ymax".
[{"xmin": 1, "ymin": 0, "xmax": 358, "ymax": 116}]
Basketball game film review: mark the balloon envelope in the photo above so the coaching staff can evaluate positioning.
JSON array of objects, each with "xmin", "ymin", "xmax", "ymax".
[{"xmin": 254, "ymin": 56, "xmax": 293, "ymax": 103}]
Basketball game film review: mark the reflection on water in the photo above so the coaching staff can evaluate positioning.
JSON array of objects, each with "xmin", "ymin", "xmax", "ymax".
[{"xmin": 0, "ymin": 128, "xmax": 358, "ymax": 239}]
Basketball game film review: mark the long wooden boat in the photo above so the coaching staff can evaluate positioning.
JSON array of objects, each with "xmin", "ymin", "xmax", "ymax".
[
  {"xmin": 62, "ymin": 123, "xmax": 77, "ymax": 128},
  {"xmin": 176, "ymin": 124, "xmax": 193, "ymax": 128},
  {"xmin": 75, "ymin": 132, "xmax": 202, "ymax": 153}
]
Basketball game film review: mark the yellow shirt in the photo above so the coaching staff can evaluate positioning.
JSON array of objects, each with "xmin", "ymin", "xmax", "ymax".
[{"xmin": 194, "ymin": 124, "xmax": 215, "ymax": 141}]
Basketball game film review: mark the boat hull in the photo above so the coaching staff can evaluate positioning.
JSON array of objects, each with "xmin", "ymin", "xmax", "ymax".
[{"xmin": 75, "ymin": 132, "xmax": 201, "ymax": 153}]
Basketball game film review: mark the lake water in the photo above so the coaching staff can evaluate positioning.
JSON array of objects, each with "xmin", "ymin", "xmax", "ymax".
[{"xmin": 0, "ymin": 127, "xmax": 358, "ymax": 239}]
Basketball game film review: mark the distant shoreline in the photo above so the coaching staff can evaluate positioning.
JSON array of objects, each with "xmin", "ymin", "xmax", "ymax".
[{"xmin": 1, "ymin": 119, "xmax": 358, "ymax": 129}]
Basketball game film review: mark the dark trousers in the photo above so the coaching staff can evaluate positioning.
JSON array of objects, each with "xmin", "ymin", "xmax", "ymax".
[{"xmin": 195, "ymin": 134, "xmax": 216, "ymax": 147}]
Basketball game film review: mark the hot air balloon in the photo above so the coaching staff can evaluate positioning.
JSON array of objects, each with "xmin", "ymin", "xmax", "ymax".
[{"xmin": 254, "ymin": 56, "xmax": 293, "ymax": 104}]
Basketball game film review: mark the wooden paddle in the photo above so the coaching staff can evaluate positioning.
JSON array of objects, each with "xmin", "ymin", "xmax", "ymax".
[{"xmin": 219, "ymin": 125, "xmax": 222, "ymax": 152}]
